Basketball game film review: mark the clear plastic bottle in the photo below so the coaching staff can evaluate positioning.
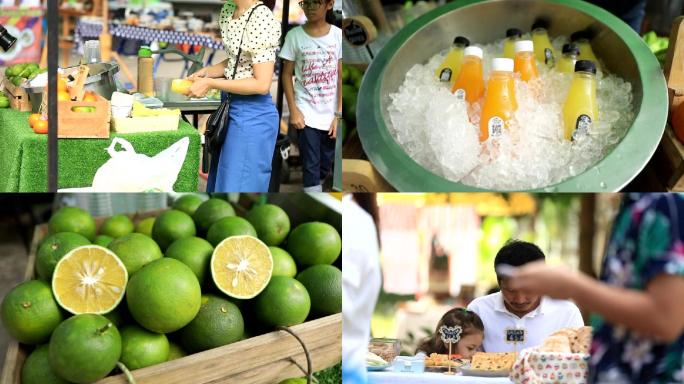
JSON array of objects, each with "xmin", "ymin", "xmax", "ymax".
[
  {"xmin": 480, "ymin": 58, "xmax": 517, "ymax": 142},
  {"xmin": 570, "ymin": 31, "xmax": 600, "ymax": 69},
  {"xmin": 513, "ymin": 40, "xmax": 538, "ymax": 81},
  {"xmin": 435, "ymin": 36, "xmax": 470, "ymax": 87},
  {"xmin": 563, "ymin": 60, "xmax": 599, "ymax": 141},
  {"xmin": 531, "ymin": 19, "xmax": 555, "ymax": 68},
  {"xmin": 557, "ymin": 43, "xmax": 580, "ymax": 74},
  {"xmin": 451, "ymin": 46, "xmax": 484, "ymax": 104}
]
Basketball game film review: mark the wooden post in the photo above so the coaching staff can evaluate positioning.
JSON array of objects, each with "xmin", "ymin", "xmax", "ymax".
[{"xmin": 665, "ymin": 16, "xmax": 684, "ymax": 115}]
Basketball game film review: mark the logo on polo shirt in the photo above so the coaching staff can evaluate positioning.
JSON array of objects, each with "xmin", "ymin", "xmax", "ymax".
[{"xmin": 505, "ymin": 328, "xmax": 526, "ymax": 343}]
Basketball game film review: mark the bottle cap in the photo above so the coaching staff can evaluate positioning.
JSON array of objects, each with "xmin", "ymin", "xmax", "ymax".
[
  {"xmin": 574, "ymin": 60, "xmax": 596, "ymax": 74},
  {"xmin": 570, "ymin": 30, "xmax": 593, "ymax": 42},
  {"xmin": 138, "ymin": 46, "xmax": 152, "ymax": 58},
  {"xmin": 531, "ymin": 19, "xmax": 550, "ymax": 31},
  {"xmin": 506, "ymin": 28, "xmax": 522, "ymax": 38},
  {"xmin": 452, "ymin": 36, "xmax": 470, "ymax": 47},
  {"xmin": 491, "ymin": 58, "xmax": 514, "ymax": 72},
  {"xmin": 514, "ymin": 40, "xmax": 534, "ymax": 53},
  {"xmin": 463, "ymin": 46, "xmax": 483, "ymax": 59},
  {"xmin": 562, "ymin": 43, "xmax": 580, "ymax": 56}
]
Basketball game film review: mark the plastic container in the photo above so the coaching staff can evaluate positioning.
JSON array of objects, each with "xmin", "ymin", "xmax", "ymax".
[
  {"xmin": 392, "ymin": 356, "xmax": 426, "ymax": 373},
  {"xmin": 368, "ymin": 338, "xmax": 401, "ymax": 364}
]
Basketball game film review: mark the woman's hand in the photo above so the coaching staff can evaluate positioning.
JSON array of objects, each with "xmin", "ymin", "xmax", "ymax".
[
  {"xmin": 289, "ymin": 107, "xmax": 306, "ymax": 129},
  {"xmin": 187, "ymin": 68, "xmax": 209, "ymax": 81},
  {"xmin": 187, "ymin": 78, "xmax": 214, "ymax": 98},
  {"xmin": 329, "ymin": 117, "xmax": 338, "ymax": 139},
  {"xmin": 506, "ymin": 261, "xmax": 580, "ymax": 300}
]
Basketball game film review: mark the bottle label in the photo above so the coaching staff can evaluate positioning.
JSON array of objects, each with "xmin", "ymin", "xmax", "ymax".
[
  {"xmin": 439, "ymin": 68, "xmax": 452, "ymax": 82},
  {"xmin": 488, "ymin": 117, "xmax": 504, "ymax": 139},
  {"xmin": 544, "ymin": 48, "xmax": 555, "ymax": 67},
  {"xmin": 572, "ymin": 114, "xmax": 592, "ymax": 141},
  {"xmin": 455, "ymin": 89, "xmax": 466, "ymax": 100}
]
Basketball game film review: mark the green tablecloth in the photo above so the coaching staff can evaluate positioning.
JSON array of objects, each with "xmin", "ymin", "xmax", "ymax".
[{"xmin": 0, "ymin": 109, "xmax": 200, "ymax": 192}]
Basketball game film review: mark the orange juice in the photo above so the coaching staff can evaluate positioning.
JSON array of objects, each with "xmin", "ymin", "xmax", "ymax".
[
  {"xmin": 531, "ymin": 20, "xmax": 555, "ymax": 67},
  {"xmin": 563, "ymin": 60, "xmax": 598, "ymax": 141},
  {"xmin": 451, "ymin": 46, "xmax": 484, "ymax": 103},
  {"xmin": 480, "ymin": 58, "xmax": 517, "ymax": 142},
  {"xmin": 513, "ymin": 40, "xmax": 538, "ymax": 81},
  {"xmin": 503, "ymin": 28, "xmax": 522, "ymax": 59},
  {"xmin": 557, "ymin": 43, "xmax": 579, "ymax": 74},
  {"xmin": 435, "ymin": 36, "xmax": 470, "ymax": 87},
  {"xmin": 570, "ymin": 31, "xmax": 600, "ymax": 69}
]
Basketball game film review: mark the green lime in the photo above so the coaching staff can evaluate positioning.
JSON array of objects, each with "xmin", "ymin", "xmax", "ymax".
[
  {"xmin": 297, "ymin": 265, "xmax": 342, "ymax": 316},
  {"xmin": 192, "ymin": 198, "xmax": 235, "ymax": 235},
  {"xmin": 48, "ymin": 206, "xmax": 96, "ymax": 241},
  {"xmin": 167, "ymin": 341, "xmax": 187, "ymax": 361},
  {"xmin": 152, "ymin": 210, "xmax": 196, "ymax": 251},
  {"xmin": 135, "ymin": 217, "xmax": 155, "ymax": 237},
  {"xmin": 108, "ymin": 233, "xmax": 163, "ymax": 275},
  {"xmin": 0, "ymin": 97, "xmax": 9, "ymax": 109},
  {"xmin": 206, "ymin": 216, "xmax": 256, "ymax": 247},
  {"xmin": 11, "ymin": 76, "xmax": 23, "ymax": 87},
  {"xmin": 99, "ymin": 215, "xmax": 134, "ymax": 238},
  {"xmin": 178, "ymin": 294, "xmax": 244, "ymax": 353},
  {"xmin": 49, "ymin": 314, "xmax": 121, "ymax": 383},
  {"xmin": 120, "ymin": 324, "xmax": 169, "ymax": 370},
  {"xmin": 269, "ymin": 246, "xmax": 297, "ymax": 278},
  {"xmin": 1, "ymin": 280, "xmax": 64, "ymax": 345},
  {"xmin": 94, "ymin": 235, "xmax": 114, "ymax": 247},
  {"xmin": 246, "ymin": 204, "xmax": 291, "ymax": 246},
  {"xmin": 287, "ymin": 222, "xmax": 341, "ymax": 266},
  {"xmin": 36, "ymin": 232, "xmax": 91, "ymax": 281},
  {"xmin": 20, "ymin": 344, "xmax": 70, "ymax": 384},
  {"xmin": 172, "ymin": 194, "xmax": 204, "ymax": 216},
  {"xmin": 254, "ymin": 277, "xmax": 310, "ymax": 327},
  {"xmin": 126, "ymin": 258, "xmax": 201, "ymax": 333},
  {"xmin": 165, "ymin": 236, "xmax": 214, "ymax": 286}
]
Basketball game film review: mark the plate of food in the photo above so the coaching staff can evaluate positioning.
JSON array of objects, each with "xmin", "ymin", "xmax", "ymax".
[
  {"xmin": 424, "ymin": 353, "xmax": 467, "ymax": 372},
  {"xmin": 460, "ymin": 352, "xmax": 516, "ymax": 377},
  {"xmin": 366, "ymin": 351, "xmax": 390, "ymax": 371}
]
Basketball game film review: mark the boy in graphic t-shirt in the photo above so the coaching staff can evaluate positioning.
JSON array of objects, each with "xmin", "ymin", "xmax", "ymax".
[{"xmin": 280, "ymin": 0, "xmax": 342, "ymax": 192}]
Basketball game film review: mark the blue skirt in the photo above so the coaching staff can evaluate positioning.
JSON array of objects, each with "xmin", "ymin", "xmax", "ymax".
[{"xmin": 207, "ymin": 93, "xmax": 279, "ymax": 192}]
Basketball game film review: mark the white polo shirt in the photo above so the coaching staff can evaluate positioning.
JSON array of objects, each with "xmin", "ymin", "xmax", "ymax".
[{"xmin": 467, "ymin": 292, "xmax": 584, "ymax": 353}]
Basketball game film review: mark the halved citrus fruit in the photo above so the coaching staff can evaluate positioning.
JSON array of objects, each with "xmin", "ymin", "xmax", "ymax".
[
  {"xmin": 52, "ymin": 245, "xmax": 128, "ymax": 315},
  {"xmin": 211, "ymin": 236, "xmax": 273, "ymax": 299}
]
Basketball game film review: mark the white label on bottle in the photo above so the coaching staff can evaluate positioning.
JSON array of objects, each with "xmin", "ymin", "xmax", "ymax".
[
  {"xmin": 488, "ymin": 117, "xmax": 504, "ymax": 139},
  {"xmin": 572, "ymin": 114, "xmax": 592, "ymax": 141},
  {"xmin": 439, "ymin": 68, "xmax": 452, "ymax": 82},
  {"xmin": 455, "ymin": 89, "xmax": 466, "ymax": 100}
]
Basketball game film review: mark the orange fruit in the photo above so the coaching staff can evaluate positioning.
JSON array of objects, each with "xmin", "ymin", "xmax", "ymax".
[
  {"xmin": 57, "ymin": 78, "xmax": 68, "ymax": 92},
  {"xmin": 28, "ymin": 113, "xmax": 42, "ymax": 128},
  {"xmin": 57, "ymin": 91, "xmax": 71, "ymax": 102},
  {"xmin": 33, "ymin": 120, "xmax": 48, "ymax": 134}
]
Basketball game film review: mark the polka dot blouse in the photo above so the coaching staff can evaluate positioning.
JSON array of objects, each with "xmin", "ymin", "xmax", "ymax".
[{"xmin": 219, "ymin": 1, "xmax": 281, "ymax": 80}]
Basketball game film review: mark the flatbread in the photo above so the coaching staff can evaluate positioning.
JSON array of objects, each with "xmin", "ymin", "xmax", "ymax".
[
  {"xmin": 541, "ymin": 334, "xmax": 572, "ymax": 353},
  {"xmin": 470, "ymin": 352, "xmax": 517, "ymax": 371},
  {"xmin": 424, "ymin": 353, "xmax": 463, "ymax": 367},
  {"xmin": 546, "ymin": 326, "xmax": 592, "ymax": 354}
]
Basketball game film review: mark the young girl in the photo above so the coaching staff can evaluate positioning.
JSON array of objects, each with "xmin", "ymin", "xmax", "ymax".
[
  {"xmin": 416, "ymin": 307, "xmax": 485, "ymax": 359},
  {"xmin": 187, "ymin": 0, "xmax": 280, "ymax": 192},
  {"xmin": 280, "ymin": 0, "xmax": 342, "ymax": 192}
]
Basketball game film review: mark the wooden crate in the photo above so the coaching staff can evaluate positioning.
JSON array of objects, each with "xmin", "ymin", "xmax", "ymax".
[
  {"xmin": 58, "ymin": 94, "xmax": 111, "ymax": 138},
  {"xmin": 1, "ymin": 209, "xmax": 341, "ymax": 384},
  {"xmin": 2, "ymin": 78, "xmax": 31, "ymax": 112},
  {"xmin": 654, "ymin": 125, "xmax": 684, "ymax": 191}
]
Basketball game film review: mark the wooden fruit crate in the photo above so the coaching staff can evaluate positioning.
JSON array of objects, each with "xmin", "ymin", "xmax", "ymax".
[
  {"xmin": 1, "ymin": 207, "xmax": 342, "ymax": 384},
  {"xmin": 57, "ymin": 94, "xmax": 111, "ymax": 138},
  {"xmin": 2, "ymin": 78, "xmax": 31, "ymax": 112}
]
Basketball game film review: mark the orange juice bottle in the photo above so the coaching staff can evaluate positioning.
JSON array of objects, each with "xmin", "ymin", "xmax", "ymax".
[
  {"xmin": 514, "ymin": 40, "xmax": 538, "ymax": 81},
  {"xmin": 480, "ymin": 58, "xmax": 517, "ymax": 142},
  {"xmin": 531, "ymin": 19, "xmax": 555, "ymax": 68},
  {"xmin": 557, "ymin": 43, "xmax": 580, "ymax": 74},
  {"xmin": 451, "ymin": 46, "xmax": 484, "ymax": 103},
  {"xmin": 503, "ymin": 28, "xmax": 522, "ymax": 59},
  {"xmin": 435, "ymin": 36, "xmax": 470, "ymax": 87},
  {"xmin": 570, "ymin": 31, "xmax": 600, "ymax": 69},
  {"xmin": 563, "ymin": 60, "xmax": 598, "ymax": 141}
]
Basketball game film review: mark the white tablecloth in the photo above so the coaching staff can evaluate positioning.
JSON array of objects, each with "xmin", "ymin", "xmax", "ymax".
[{"xmin": 369, "ymin": 369, "xmax": 514, "ymax": 384}]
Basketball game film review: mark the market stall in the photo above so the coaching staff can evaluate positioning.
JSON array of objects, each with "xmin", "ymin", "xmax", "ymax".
[{"xmin": 341, "ymin": 0, "xmax": 681, "ymax": 192}]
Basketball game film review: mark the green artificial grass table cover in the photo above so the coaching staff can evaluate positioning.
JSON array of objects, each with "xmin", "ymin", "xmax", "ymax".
[{"xmin": 0, "ymin": 109, "xmax": 200, "ymax": 192}]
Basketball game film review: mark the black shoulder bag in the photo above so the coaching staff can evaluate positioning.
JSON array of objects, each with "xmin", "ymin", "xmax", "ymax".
[{"xmin": 203, "ymin": 3, "xmax": 265, "ymax": 173}]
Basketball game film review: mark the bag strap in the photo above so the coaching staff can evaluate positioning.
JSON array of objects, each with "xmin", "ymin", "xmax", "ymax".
[{"xmin": 231, "ymin": 3, "xmax": 267, "ymax": 80}]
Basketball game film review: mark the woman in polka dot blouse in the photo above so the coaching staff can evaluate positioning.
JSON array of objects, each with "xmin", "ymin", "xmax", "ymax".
[{"xmin": 187, "ymin": 0, "xmax": 280, "ymax": 192}]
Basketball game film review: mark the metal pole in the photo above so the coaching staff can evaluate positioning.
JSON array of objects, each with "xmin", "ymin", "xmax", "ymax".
[
  {"xmin": 48, "ymin": 0, "xmax": 58, "ymax": 192},
  {"xmin": 276, "ymin": 0, "xmax": 290, "ymax": 119}
]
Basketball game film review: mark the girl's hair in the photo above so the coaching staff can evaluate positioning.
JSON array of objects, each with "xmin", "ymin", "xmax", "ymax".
[
  {"xmin": 416, "ymin": 308, "xmax": 484, "ymax": 355},
  {"xmin": 262, "ymin": 0, "xmax": 276, "ymax": 10}
]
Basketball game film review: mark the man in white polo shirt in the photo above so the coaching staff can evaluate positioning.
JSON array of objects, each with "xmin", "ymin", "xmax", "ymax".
[{"xmin": 467, "ymin": 240, "xmax": 584, "ymax": 352}]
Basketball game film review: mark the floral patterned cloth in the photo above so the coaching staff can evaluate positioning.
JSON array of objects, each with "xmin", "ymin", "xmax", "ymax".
[{"xmin": 589, "ymin": 193, "xmax": 684, "ymax": 384}]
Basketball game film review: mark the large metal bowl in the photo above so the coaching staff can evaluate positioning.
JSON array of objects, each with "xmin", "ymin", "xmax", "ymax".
[{"xmin": 357, "ymin": 0, "xmax": 668, "ymax": 191}]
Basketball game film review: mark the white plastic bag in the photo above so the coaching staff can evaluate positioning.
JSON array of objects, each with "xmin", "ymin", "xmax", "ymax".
[{"xmin": 61, "ymin": 137, "xmax": 189, "ymax": 192}]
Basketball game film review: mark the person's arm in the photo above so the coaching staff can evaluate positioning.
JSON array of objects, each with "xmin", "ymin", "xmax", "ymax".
[
  {"xmin": 282, "ymin": 59, "xmax": 305, "ymax": 129},
  {"xmin": 509, "ymin": 262, "xmax": 684, "ymax": 342},
  {"xmin": 329, "ymin": 59, "xmax": 343, "ymax": 138},
  {"xmin": 187, "ymin": 60, "xmax": 228, "ymax": 80},
  {"xmin": 187, "ymin": 61, "xmax": 274, "ymax": 97}
]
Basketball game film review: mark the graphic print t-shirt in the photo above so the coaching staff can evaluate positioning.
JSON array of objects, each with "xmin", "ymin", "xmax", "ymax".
[{"xmin": 279, "ymin": 25, "xmax": 342, "ymax": 130}]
